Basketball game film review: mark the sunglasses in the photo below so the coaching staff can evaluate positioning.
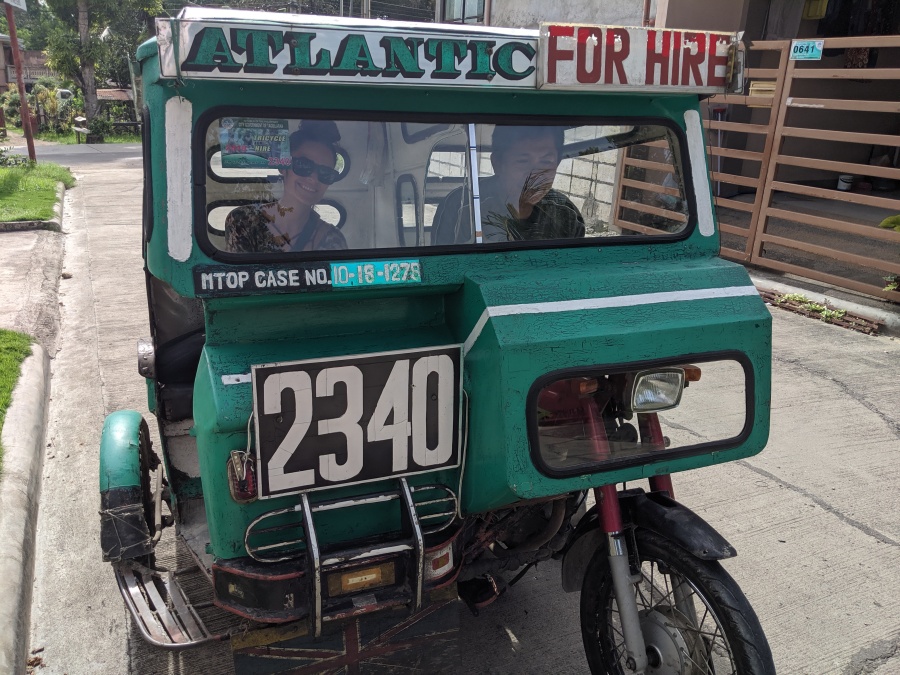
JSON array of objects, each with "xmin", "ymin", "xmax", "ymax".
[{"xmin": 291, "ymin": 156, "xmax": 340, "ymax": 185}]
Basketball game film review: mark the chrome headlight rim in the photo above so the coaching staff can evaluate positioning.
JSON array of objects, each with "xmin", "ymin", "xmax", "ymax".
[{"xmin": 628, "ymin": 367, "xmax": 686, "ymax": 413}]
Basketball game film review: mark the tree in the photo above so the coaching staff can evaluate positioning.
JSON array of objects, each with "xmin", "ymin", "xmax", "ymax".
[
  {"xmin": 42, "ymin": 0, "xmax": 161, "ymax": 122},
  {"xmin": 0, "ymin": 2, "xmax": 63, "ymax": 52}
]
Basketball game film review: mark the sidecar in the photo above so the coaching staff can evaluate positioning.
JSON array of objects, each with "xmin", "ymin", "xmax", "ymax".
[{"xmin": 99, "ymin": 8, "xmax": 771, "ymax": 671}]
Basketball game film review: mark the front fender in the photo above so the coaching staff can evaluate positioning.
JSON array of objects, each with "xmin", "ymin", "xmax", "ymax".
[
  {"xmin": 560, "ymin": 489, "xmax": 736, "ymax": 593},
  {"xmin": 99, "ymin": 410, "xmax": 154, "ymax": 562},
  {"xmin": 99, "ymin": 410, "xmax": 146, "ymax": 491}
]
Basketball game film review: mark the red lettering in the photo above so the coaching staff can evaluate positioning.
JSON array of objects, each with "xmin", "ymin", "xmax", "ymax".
[
  {"xmin": 547, "ymin": 25, "xmax": 575, "ymax": 84},
  {"xmin": 576, "ymin": 27, "xmax": 603, "ymax": 84},
  {"xmin": 681, "ymin": 32, "xmax": 706, "ymax": 86},
  {"xmin": 707, "ymin": 35, "xmax": 730, "ymax": 87},
  {"xmin": 645, "ymin": 30, "xmax": 670, "ymax": 86},
  {"xmin": 604, "ymin": 28, "xmax": 630, "ymax": 85},
  {"xmin": 670, "ymin": 32, "xmax": 682, "ymax": 85}
]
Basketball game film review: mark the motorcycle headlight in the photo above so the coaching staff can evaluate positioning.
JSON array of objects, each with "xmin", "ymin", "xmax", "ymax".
[
  {"xmin": 529, "ymin": 356, "xmax": 750, "ymax": 477},
  {"xmin": 630, "ymin": 368, "xmax": 685, "ymax": 412}
]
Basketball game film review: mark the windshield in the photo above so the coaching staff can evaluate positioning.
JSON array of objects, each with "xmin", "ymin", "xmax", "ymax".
[{"xmin": 200, "ymin": 114, "xmax": 691, "ymax": 257}]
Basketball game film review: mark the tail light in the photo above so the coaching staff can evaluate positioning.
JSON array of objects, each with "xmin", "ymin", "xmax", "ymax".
[{"xmin": 228, "ymin": 450, "xmax": 258, "ymax": 503}]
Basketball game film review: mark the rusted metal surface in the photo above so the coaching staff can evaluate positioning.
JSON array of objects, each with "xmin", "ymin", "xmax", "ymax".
[{"xmin": 233, "ymin": 593, "xmax": 461, "ymax": 674}]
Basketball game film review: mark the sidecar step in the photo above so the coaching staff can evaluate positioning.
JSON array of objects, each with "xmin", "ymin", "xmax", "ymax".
[{"xmin": 115, "ymin": 564, "xmax": 226, "ymax": 649}]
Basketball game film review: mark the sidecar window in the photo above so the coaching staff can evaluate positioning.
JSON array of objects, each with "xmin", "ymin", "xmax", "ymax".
[{"xmin": 198, "ymin": 114, "xmax": 691, "ymax": 258}]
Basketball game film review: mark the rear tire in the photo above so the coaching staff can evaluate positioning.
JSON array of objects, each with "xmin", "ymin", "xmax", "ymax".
[{"xmin": 580, "ymin": 529, "xmax": 775, "ymax": 675}]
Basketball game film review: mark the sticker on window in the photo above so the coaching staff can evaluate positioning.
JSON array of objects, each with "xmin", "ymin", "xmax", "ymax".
[{"xmin": 219, "ymin": 117, "xmax": 290, "ymax": 169}]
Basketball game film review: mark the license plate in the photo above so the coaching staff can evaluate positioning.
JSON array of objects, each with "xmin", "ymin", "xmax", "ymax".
[{"xmin": 252, "ymin": 346, "xmax": 462, "ymax": 497}]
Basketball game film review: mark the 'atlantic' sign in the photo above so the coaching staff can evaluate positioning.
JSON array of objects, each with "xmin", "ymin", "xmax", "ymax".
[{"xmin": 157, "ymin": 18, "xmax": 538, "ymax": 87}]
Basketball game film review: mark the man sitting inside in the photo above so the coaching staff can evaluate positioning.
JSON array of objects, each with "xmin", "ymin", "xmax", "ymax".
[{"xmin": 432, "ymin": 125, "xmax": 585, "ymax": 245}]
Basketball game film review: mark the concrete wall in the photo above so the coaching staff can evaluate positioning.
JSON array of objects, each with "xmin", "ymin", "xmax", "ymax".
[
  {"xmin": 655, "ymin": 0, "xmax": 752, "ymax": 32},
  {"xmin": 489, "ymin": 0, "xmax": 653, "ymax": 29}
]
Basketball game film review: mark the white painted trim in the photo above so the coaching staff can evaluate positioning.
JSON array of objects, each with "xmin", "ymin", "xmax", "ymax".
[
  {"xmin": 462, "ymin": 285, "xmax": 759, "ymax": 354},
  {"xmin": 463, "ymin": 310, "xmax": 490, "ymax": 355},
  {"xmin": 684, "ymin": 109, "xmax": 715, "ymax": 237},
  {"xmin": 222, "ymin": 373, "xmax": 251, "ymax": 385},
  {"xmin": 166, "ymin": 97, "xmax": 193, "ymax": 262}
]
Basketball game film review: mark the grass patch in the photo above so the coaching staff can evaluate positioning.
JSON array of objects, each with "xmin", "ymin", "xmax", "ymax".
[
  {"xmin": 0, "ymin": 161, "xmax": 76, "ymax": 222},
  {"xmin": 0, "ymin": 329, "xmax": 32, "ymax": 470},
  {"xmin": 34, "ymin": 130, "xmax": 141, "ymax": 145}
]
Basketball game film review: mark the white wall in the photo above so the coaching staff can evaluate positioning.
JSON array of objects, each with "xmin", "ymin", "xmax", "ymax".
[{"xmin": 489, "ymin": 0, "xmax": 653, "ymax": 29}]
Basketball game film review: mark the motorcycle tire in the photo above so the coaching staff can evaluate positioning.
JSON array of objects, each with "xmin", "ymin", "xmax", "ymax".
[{"xmin": 580, "ymin": 529, "xmax": 775, "ymax": 675}]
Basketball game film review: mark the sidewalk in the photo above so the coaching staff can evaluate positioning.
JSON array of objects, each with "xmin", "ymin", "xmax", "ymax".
[
  {"xmin": 0, "ymin": 232, "xmax": 61, "ymax": 673},
  {"xmin": 0, "ymin": 184, "xmax": 65, "ymax": 672}
]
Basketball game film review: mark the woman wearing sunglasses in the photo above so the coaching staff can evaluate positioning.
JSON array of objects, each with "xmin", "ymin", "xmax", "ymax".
[{"xmin": 225, "ymin": 120, "xmax": 347, "ymax": 253}]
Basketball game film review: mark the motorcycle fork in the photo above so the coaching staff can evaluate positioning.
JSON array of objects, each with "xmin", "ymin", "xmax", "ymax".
[
  {"xmin": 641, "ymin": 416, "xmax": 697, "ymax": 625},
  {"xmin": 585, "ymin": 397, "xmax": 648, "ymax": 674},
  {"xmin": 642, "ymin": 410, "xmax": 694, "ymax": 610},
  {"xmin": 591, "ymin": 407, "xmax": 695, "ymax": 673}
]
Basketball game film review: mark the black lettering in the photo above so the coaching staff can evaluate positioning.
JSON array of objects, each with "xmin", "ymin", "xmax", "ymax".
[
  {"xmin": 466, "ymin": 40, "xmax": 496, "ymax": 80},
  {"xmin": 424, "ymin": 39, "xmax": 467, "ymax": 79},
  {"xmin": 182, "ymin": 27, "xmax": 242, "ymax": 73},
  {"xmin": 331, "ymin": 34, "xmax": 382, "ymax": 77},
  {"xmin": 380, "ymin": 36, "xmax": 425, "ymax": 78},
  {"xmin": 492, "ymin": 42, "xmax": 536, "ymax": 81},
  {"xmin": 283, "ymin": 32, "xmax": 331, "ymax": 75},
  {"xmin": 231, "ymin": 29, "xmax": 285, "ymax": 75}
]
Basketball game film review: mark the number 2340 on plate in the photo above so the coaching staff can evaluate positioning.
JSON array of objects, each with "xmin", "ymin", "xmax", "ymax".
[{"xmin": 252, "ymin": 345, "xmax": 461, "ymax": 496}]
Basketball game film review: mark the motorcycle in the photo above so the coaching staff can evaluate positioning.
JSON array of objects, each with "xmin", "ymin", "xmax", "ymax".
[{"xmin": 98, "ymin": 8, "xmax": 775, "ymax": 673}]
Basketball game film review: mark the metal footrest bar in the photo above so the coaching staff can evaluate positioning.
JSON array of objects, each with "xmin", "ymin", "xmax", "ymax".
[
  {"xmin": 291, "ymin": 478, "xmax": 434, "ymax": 637},
  {"xmin": 400, "ymin": 478, "xmax": 425, "ymax": 612},
  {"xmin": 114, "ymin": 563, "xmax": 225, "ymax": 649},
  {"xmin": 245, "ymin": 483, "xmax": 458, "ymax": 563},
  {"xmin": 300, "ymin": 492, "xmax": 323, "ymax": 639}
]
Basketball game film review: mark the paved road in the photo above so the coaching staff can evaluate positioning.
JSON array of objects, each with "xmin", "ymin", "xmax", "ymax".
[
  {"xmin": 8, "ymin": 138, "xmax": 143, "ymax": 164},
  {"xmin": 27, "ymin": 149, "xmax": 900, "ymax": 674}
]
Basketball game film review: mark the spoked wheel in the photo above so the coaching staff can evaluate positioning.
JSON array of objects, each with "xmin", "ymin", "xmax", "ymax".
[{"xmin": 580, "ymin": 529, "xmax": 775, "ymax": 675}]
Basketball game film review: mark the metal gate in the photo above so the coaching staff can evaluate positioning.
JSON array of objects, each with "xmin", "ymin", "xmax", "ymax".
[{"xmin": 615, "ymin": 36, "xmax": 900, "ymax": 301}]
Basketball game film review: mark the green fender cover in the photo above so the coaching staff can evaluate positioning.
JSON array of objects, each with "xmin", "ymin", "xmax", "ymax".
[{"xmin": 99, "ymin": 409, "xmax": 146, "ymax": 492}]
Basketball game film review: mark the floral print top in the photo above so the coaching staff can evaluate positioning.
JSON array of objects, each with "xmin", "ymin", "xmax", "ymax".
[{"xmin": 224, "ymin": 203, "xmax": 347, "ymax": 253}]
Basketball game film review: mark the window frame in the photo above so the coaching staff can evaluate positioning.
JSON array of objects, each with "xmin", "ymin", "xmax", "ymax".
[
  {"xmin": 439, "ymin": 0, "xmax": 485, "ymax": 24},
  {"xmin": 526, "ymin": 351, "xmax": 756, "ymax": 478},
  {"xmin": 192, "ymin": 105, "xmax": 699, "ymax": 265}
]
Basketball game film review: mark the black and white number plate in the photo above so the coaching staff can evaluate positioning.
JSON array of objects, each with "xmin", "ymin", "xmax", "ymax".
[{"xmin": 252, "ymin": 346, "xmax": 462, "ymax": 497}]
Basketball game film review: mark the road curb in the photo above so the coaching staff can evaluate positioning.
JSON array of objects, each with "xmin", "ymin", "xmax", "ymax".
[
  {"xmin": 0, "ymin": 182, "xmax": 66, "ymax": 233},
  {"xmin": 0, "ymin": 345, "xmax": 50, "ymax": 674},
  {"xmin": 749, "ymin": 272, "xmax": 900, "ymax": 337}
]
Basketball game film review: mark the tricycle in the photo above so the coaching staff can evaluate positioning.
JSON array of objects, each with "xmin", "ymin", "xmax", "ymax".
[{"xmin": 99, "ymin": 8, "xmax": 775, "ymax": 673}]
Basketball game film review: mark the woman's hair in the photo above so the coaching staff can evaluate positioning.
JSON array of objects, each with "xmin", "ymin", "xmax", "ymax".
[
  {"xmin": 289, "ymin": 119, "xmax": 342, "ymax": 161},
  {"xmin": 491, "ymin": 125, "xmax": 565, "ymax": 161}
]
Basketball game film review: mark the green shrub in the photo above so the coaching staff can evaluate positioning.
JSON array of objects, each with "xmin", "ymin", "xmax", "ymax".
[
  {"xmin": 88, "ymin": 116, "xmax": 113, "ymax": 138},
  {"xmin": 878, "ymin": 215, "xmax": 900, "ymax": 232}
]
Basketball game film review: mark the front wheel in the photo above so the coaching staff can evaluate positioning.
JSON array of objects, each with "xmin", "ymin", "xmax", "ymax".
[{"xmin": 580, "ymin": 529, "xmax": 775, "ymax": 675}]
